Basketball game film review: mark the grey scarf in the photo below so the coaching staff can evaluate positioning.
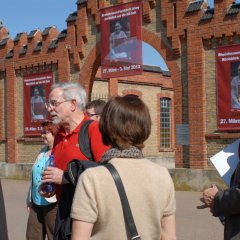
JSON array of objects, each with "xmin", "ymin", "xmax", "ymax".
[{"xmin": 100, "ymin": 146, "xmax": 143, "ymax": 163}]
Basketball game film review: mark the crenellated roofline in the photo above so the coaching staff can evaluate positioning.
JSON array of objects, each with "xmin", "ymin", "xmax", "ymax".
[{"xmin": 0, "ymin": 0, "xmax": 240, "ymax": 70}]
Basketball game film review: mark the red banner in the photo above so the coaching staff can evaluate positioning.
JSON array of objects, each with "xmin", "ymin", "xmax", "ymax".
[
  {"xmin": 217, "ymin": 45, "xmax": 240, "ymax": 130},
  {"xmin": 100, "ymin": 1, "xmax": 142, "ymax": 78},
  {"xmin": 23, "ymin": 72, "xmax": 53, "ymax": 136}
]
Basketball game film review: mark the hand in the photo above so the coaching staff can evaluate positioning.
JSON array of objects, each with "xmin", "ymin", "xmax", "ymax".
[
  {"xmin": 41, "ymin": 166, "xmax": 63, "ymax": 185},
  {"xmin": 197, "ymin": 185, "xmax": 218, "ymax": 210},
  {"xmin": 197, "ymin": 197, "xmax": 208, "ymax": 209},
  {"xmin": 27, "ymin": 203, "xmax": 32, "ymax": 212},
  {"xmin": 38, "ymin": 183, "xmax": 56, "ymax": 198},
  {"xmin": 203, "ymin": 185, "xmax": 218, "ymax": 206}
]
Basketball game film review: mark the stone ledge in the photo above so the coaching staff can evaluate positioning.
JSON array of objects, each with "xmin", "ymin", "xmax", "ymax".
[
  {"xmin": 0, "ymin": 163, "xmax": 32, "ymax": 181},
  {"xmin": 169, "ymin": 168, "xmax": 227, "ymax": 192},
  {"xmin": 0, "ymin": 163, "xmax": 227, "ymax": 192}
]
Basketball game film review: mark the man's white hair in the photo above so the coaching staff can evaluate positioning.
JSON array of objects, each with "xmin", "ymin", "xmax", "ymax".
[{"xmin": 51, "ymin": 82, "xmax": 86, "ymax": 110}]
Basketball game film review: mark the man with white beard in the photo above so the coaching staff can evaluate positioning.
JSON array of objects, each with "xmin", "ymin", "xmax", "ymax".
[
  {"xmin": 40, "ymin": 82, "xmax": 109, "ymax": 240},
  {"xmin": 41, "ymin": 82, "xmax": 109, "ymax": 196}
]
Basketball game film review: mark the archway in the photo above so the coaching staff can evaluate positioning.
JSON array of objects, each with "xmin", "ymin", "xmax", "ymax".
[{"xmin": 79, "ymin": 28, "xmax": 184, "ymax": 167}]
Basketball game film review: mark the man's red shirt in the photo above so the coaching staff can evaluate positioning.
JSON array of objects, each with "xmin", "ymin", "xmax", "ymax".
[{"xmin": 52, "ymin": 114, "xmax": 109, "ymax": 199}]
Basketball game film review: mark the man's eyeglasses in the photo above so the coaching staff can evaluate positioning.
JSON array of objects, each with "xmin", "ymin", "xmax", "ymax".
[
  {"xmin": 86, "ymin": 112, "xmax": 98, "ymax": 118},
  {"xmin": 45, "ymin": 100, "xmax": 70, "ymax": 109},
  {"xmin": 41, "ymin": 130, "xmax": 50, "ymax": 135}
]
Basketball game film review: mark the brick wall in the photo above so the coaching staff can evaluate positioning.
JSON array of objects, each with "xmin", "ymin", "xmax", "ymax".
[{"xmin": 0, "ymin": 0, "xmax": 240, "ymax": 169}]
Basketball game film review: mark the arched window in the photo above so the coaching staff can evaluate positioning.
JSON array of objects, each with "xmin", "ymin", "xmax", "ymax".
[{"xmin": 160, "ymin": 98, "xmax": 171, "ymax": 148}]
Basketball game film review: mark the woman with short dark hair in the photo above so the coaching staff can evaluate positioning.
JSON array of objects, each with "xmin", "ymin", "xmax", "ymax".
[
  {"xmin": 99, "ymin": 95, "xmax": 151, "ymax": 149},
  {"xmin": 71, "ymin": 95, "xmax": 176, "ymax": 240}
]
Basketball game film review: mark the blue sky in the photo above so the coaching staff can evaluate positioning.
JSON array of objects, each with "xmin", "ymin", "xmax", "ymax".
[{"xmin": 0, "ymin": 0, "xmax": 216, "ymax": 71}]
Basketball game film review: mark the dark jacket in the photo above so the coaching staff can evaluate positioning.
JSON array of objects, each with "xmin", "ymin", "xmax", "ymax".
[
  {"xmin": 213, "ymin": 161, "xmax": 240, "ymax": 240},
  {"xmin": 0, "ymin": 179, "xmax": 8, "ymax": 240},
  {"xmin": 54, "ymin": 159, "xmax": 98, "ymax": 240}
]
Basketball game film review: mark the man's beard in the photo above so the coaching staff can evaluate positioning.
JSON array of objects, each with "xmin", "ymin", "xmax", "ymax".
[{"xmin": 51, "ymin": 116, "xmax": 61, "ymax": 125}]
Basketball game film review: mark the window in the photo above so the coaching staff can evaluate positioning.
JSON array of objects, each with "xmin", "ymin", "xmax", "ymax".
[
  {"xmin": 90, "ymin": 92, "xmax": 109, "ymax": 102},
  {"xmin": 173, "ymin": 3, "xmax": 177, "ymax": 28},
  {"xmin": 160, "ymin": 98, "xmax": 171, "ymax": 148}
]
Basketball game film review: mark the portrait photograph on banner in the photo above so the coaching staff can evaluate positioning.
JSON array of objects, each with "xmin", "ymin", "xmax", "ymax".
[
  {"xmin": 100, "ymin": 1, "xmax": 142, "ymax": 78},
  {"xmin": 23, "ymin": 72, "xmax": 53, "ymax": 136},
  {"xmin": 216, "ymin": 44, "xmax": 240, "ymax": 130}
]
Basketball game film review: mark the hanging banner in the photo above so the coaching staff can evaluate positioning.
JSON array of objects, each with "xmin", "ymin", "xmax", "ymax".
[
  {"xmin": 23, "ymin": 72, "xmax": 53, "ymax": 136},
  {"xmin": 100, "ymin": 1, "xmax": 142, "ymax": 78},
  {"xmin": 217, "ymin": 45, "xmax": 240, "ymax": 130}
]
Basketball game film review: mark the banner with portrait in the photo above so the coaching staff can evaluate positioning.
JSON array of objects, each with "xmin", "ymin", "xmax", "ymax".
[
  {"xmin": 217, "ymin": 45, "xmax": 240, "ymax": 130},
  {"xmin": 23, "ymin": 72, "xmax": 53, "ymax": 136},
  {"xmin": 100, "ymin": 1, "xmax": 142, "ymax": 78}
]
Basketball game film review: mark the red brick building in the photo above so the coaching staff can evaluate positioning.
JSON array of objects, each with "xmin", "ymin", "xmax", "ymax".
[{"xmin": 0, "ymin": 0, "xmax": 240, "ymax": 173}]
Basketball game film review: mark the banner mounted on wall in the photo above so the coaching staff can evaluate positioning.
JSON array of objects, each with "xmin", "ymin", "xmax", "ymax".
[
  {"xmin": 100, "ymin": 1, "xmax": 142, "ymax": 78},
  {"xmin": 216, "ymin": 44, "xmax": 240, "ymax": 130},
  {"xmin": 23, "ymin": 72, "xmax": 53, "ymax": 136}
]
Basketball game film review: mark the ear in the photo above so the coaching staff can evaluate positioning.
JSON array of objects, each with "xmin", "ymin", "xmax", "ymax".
[{"xmin": 70, "ymin": 99, "xmax": 77, "ymax": 112}]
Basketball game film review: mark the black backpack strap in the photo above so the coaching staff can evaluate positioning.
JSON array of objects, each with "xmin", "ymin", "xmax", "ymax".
[
  {"xmin": 104, "ymin": 163, "xmax": 141, "ymax": 240},
  {"xmin": 78, "ymin": 120, "xmax": 94, "ymax": 161}
]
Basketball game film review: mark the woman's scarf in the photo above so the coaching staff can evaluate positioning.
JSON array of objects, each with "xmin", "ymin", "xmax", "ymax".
[{"xmin": 100, "ymin": 146, "xmax": 143, "ymax": 163}]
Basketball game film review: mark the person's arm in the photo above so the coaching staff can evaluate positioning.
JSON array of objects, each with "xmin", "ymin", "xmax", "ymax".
[
  {"xmin": 71, "ymin": 219, "xmax": 93, "ymax": 240},
  {"xmin": 41, "ymin": 166, "xmax": 64, "ymax": 184},
  {"xmin": 71, "ymin": 171, "xmax": 97, "ymax": 240},
  {"xmin": 160, "ymin": 169, "xmax": 176, "ymax": 240},
  {"xmin": 26, "ymin": 185, "xmax": 32, "ymax": 211},
  {"xmin": 42, "ymin": 166, "xmax": 63, "ymax": 184},
  {"xmin": 109, "ymin": 33, "xmax": 116, "ymax": 56},
  {"xmin": 199, "ymin": 185, "xmax": 218, "ymax": 210},
  {"xmin": 39, "ymin": 166, "xmax": 63, "ymax": 197},
  {"xmin": 213, "ymin": 186, "xmax": 240, "ymax": 217},
  {"xmin": 0, "ymin": 180, "xmax": 8, "ymax": 240},
  {"xmin": 30, "ymin": 97, "xmax": 36, "ymax": 119},
  {"xmin": 231, "ymin": 77, "xmax": 239, "ymax": 106},
  {"xmin": 160, "ymin": 214, "xmax": 176, "ymax": 240}
]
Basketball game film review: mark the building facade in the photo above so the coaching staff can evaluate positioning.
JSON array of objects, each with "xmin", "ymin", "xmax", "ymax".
[{"xmin": 0, "ymin": 0, "xmax": 240, "ymax": 173}]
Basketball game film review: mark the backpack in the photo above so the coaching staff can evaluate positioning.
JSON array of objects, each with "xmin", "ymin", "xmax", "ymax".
[
  {"xmin": 78, "ymin": 120, "xmax": 94, "ymax": 161},
  {"xmin": 54, "ymin": 120, "xmax": 99, "ymax": 240}
]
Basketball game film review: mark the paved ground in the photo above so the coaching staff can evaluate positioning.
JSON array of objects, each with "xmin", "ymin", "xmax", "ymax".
[{"xmin": 1, "ymin": 179, "xmax": 224, "ymax": 240}]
